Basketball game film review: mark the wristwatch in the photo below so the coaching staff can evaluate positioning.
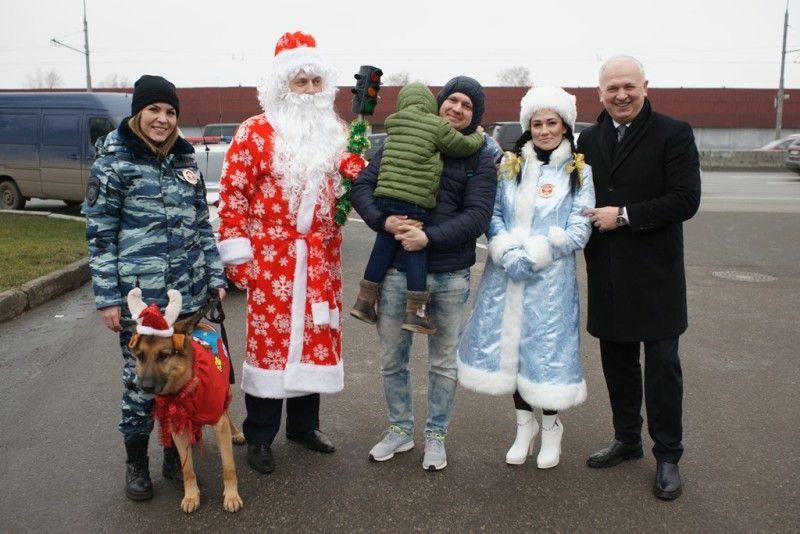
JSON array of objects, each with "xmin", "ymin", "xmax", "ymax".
[{"xmin": 616, "ymin": 206, "xmax": 628, "ymax": 227}]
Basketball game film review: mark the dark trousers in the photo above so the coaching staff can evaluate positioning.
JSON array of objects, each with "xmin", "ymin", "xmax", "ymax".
[
  {"xmin": 600, "ymin": 337, "xmax": 684, "ymax": 463},
  {"xmin": 243, "ymin": 393, "xmax": 320, "ymax": 446},
  {"xmin": 363, "ymin": 197, "xmax": 430, "ymax": 292}
]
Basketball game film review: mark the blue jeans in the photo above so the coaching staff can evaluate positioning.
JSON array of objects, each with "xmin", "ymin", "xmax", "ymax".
[
  {"xmin": 376, "ymin": 268, "xmax": 470, "ymax": 437},
  {"xmin": 364, "ymin": 197, "xmax": 431, "ymax": 292}
]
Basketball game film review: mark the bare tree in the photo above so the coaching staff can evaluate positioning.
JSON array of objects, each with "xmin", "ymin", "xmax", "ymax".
[
  {"xmin": 497, "ymin": 66, "xmax": 532, "ymax": 87},
  {"xmin": 97, "ymin": 74, "xmax": 132, "ymax": 88},
  {"xmin": 26, "ymin": 69, "xmax": 63, "ymax": 89},
  {"xmin": 382, "ymin": 71, "xmax": 410, "ymax": 86}
]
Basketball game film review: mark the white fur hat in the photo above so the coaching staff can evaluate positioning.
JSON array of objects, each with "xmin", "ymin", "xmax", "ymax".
[{"xmin": 519, "ymin": 86, "xmax": 577, "ymax": 132}]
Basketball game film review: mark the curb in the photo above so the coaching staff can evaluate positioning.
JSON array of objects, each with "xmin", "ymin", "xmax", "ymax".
[{"xmin": 0, "ymin": 210, "xmax": 90, "ymax": 323}]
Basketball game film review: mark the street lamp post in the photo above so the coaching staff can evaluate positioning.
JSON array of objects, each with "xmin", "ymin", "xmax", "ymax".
[
  {"xmin": 50, "ymin": 0, "xmax": 92, "ymax": 91},
  {"xmin": 775, "ymin": 3, "xmax": 788, "ymax": 140}
]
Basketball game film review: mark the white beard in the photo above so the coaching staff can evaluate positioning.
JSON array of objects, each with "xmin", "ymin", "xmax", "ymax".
[{"xmin": 266, "ymin": 91, "xmax": 346, "ymax": 219}]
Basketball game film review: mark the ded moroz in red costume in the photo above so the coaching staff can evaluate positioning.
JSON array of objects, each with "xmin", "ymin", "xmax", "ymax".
[{"xmin": 215, "ymin": 31, "xmax": 357, "ymax": 399}]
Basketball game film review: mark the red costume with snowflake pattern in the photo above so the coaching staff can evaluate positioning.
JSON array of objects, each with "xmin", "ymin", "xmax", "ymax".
[{"xmin": 216, "ymin": 115, "xmax": 347, "ymax": 398}]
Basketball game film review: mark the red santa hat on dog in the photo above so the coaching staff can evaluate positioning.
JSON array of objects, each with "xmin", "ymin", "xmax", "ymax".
[
  {"xmin": 127, "ymin": 288, "xmax": 182, "ymax": 337},
  {"xmin": 272, "ymin": 31, "xmax": 325, "ymax": 77}
]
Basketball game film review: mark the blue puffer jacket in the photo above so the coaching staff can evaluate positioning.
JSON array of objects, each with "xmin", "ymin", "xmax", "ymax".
[{"xmin": 352, "ymin": 140, "xmax": 497, "ymax": 273}]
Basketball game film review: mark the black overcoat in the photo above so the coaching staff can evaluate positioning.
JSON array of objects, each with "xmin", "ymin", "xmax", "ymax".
[{"xmin": 577, "ymin": 99, "xmax": 701, "ymax": 342}]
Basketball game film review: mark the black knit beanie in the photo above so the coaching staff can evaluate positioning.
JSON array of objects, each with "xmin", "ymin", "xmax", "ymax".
[
  {"xmin": 131, "ymin": 75, "xmax": 180, "ymax": 117},
  {"xmin": 436, "ymin": 75, "xmax": 485, "ymax": 134}
]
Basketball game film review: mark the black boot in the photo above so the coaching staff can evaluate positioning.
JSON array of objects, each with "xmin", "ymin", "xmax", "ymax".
[
  {"xmin": 162, "ymin": 445, "xmax": 184, "ymax": 484},
  {"xmin": 124, "ymin": 435, "xmax": 153, "ymax": 501}
]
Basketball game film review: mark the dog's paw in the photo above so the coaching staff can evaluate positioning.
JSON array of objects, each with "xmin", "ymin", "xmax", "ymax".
[
  {"xmin": 181, "ymin": 494, "xmax": 200, "ymax": 514},
  {"xmin": 231, "ymin": 431, "xmax": 246, "ymax": 446},
  {"xmin": 223, "ymin": 492, "xmax": 243, "ymax": 513}
]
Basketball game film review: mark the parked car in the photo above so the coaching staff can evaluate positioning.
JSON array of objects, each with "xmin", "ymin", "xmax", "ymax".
[
  {"xmin": 193, "ymin": 141, "xmax": 229, "ymax": 205},
  {"xmin": 486, "ymin": 121, "xmax": 593, "ymax": 151},
  {"xmin": 202, "ymin": 123, "xmax": 239, "ymax": 141},
  {"xmin": 784, "ymin": 138, "xmax": 800, "ymax": 173},
  {"xmin": 758, "ymin": 133, "xmax": 800, "ymax": 151},
  {"xmin": 0, "ymin": 92, "xmax": 130, "ymax": 209}
]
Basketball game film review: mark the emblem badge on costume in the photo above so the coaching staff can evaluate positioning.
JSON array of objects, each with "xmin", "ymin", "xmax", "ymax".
[
  {"xmin": 180, "ymin": 169, "xmax": 199, "ymax": 185},
  {"xmin": 538, "ymin": 183, "xmax": 555, "ymax": 198}
]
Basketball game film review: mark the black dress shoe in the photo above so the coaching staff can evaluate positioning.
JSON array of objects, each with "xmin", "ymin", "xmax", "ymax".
[
  {"xmin": 247, "ymin": 443, "xmax": 275, "ymax": 474},
  {"xmin": 654, "ymin": 461, "xmax": 682, "ymax": 500},
  {"xmin": 586, "ymin": 439, "xmax": 644, "ymax": 468},
  {"xmin": 287, "ymin": 429, "xmax": 336, "ymax": 453}
]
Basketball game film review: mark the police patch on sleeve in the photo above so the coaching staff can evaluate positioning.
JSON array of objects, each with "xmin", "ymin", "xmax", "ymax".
[{"xmin": 85, "ymin": 176, "xmax": 100, "ymax": 206}]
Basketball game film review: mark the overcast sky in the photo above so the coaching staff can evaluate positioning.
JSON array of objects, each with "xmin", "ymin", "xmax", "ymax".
[{"xmin": 0, "ymin": 0, "xmax": 796, "ymax": 90}]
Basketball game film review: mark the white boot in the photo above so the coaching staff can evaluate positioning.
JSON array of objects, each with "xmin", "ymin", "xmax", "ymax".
[
  {"xmin": 505, "ymin": 409, "xmax": 539, "ymax": 465},
  {"xmin": 537, "ymin": 414, "xmax": 563, "ymax": 469}
]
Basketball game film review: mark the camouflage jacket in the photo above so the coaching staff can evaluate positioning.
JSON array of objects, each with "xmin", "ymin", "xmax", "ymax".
[{"xmin": 84, "ymin": 118, "xmax": 226, "ymax": 317}]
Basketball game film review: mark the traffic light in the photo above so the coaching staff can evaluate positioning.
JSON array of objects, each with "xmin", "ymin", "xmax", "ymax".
[{"xmin": 351, "ymin": 65, "xmax": 383, "ymax": 116}]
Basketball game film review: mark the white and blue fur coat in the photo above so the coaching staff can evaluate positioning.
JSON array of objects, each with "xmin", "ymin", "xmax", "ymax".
[{"xmin": 457, "ymin": 139, "xmax": 595, "ymax": 410}]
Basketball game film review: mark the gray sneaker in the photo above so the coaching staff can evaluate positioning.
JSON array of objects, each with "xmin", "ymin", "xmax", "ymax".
[
  {"xmin": 368, "ymin": 426, "xmax": 414, "ymax": 462},
  {"xmin": 422, "ymin": 437, "xmax": 447, "ymax": 471}
]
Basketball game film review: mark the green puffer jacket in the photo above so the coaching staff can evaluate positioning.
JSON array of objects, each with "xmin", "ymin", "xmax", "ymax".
[{"xmin": 375, "ymin": 82, "xmax": 484, "ymax": 209}]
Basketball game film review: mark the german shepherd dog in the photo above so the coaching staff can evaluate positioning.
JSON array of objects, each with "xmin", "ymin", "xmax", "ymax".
[{"xmin": 127, "ymin": 288, "xmax": 244, "ymax": 513}]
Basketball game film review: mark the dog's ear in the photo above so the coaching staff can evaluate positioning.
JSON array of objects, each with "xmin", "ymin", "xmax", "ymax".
[
  {"xmin": 171, "ymin": 333, "xmax": 186, "ymax": 350},
  {"xmin": 128, "ymin": 333, "xmax": 141, "ymax": 350}
]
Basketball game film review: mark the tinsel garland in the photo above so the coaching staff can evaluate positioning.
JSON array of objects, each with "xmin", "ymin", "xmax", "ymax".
[{"xmin": 335, "ymin": 119, "xmax": 369, "ymax": 225}]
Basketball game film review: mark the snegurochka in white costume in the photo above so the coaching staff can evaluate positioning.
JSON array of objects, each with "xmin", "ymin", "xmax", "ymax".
[{"xmin": 457, "ymin": 86, "xmax": 595, "ymax": 468}]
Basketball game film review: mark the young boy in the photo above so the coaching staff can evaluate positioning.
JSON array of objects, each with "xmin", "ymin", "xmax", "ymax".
[{"xmin": 350, "ymin": 82, "xmax": 484, "ymax": 334}]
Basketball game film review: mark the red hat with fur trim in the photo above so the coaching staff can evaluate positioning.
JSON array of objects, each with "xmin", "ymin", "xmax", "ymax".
[
  {"xmin": 127, "ymin": 288, "xmax": 182, "ymax": 337},
  {"xmin": 273, "ymin": 31, "xmax": 325, "ymax": 76}
]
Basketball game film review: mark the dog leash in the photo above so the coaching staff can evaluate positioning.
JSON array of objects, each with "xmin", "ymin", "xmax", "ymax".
[{"xmin": 200, "ymin": 291, "xmax": 236, "ymax": 385}]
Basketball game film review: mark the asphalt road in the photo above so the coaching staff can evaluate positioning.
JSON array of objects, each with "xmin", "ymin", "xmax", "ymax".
[{"xmin": 1, "ymin": 171, "xmax": 799, "ymax": 532}]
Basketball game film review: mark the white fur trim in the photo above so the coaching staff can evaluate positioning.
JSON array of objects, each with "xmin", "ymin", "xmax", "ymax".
[
  {"xmin": 273, "ymin": 46, "xmax": 325, "ymax": 78},
  {"xmin": 136, "ymin": 324, "xmax": 174, "ymax": 337},
  {"xmin": 457, "ymin": 359, "xmax": 517, "ymax": 394},
  {"xmin": 510, "ymin": 227, "xmax": 529, "ymax": 245},
  {"xmin": 516, "ymin": 378, "xmax": 587, "ymax": 411},
  {"xmin": 242, "ymin": 362, "xmax": 344, "ymax": 399},
  {"xmin": 548, "ymin": 226, "xmax": 568, "ymax": 247},
  {"xmin": 550, "ymin": 139, "xmax": 574, "ymax": 168},
  {"xmin": 217, "ymin": 237, "xmax": 253, "ymax": 265},
  {"xmin": 287, "ymin": 238, "xmax": 308, "ymax": 371},
  {"xmin": 329, "ymin": 306, "xmax": 340, "ymax": 331},
  {"xmin": 499, "ymin": 278, "xmax": 525, "ymax": 380},
  {"xmin": 519, "ymin": 86, "xmax": 577, "ymax": 132},
  {"xmin": 488, "ymin": 232, "xmax": 519, "ymax": 265},
  {"xmin": 311, "ymin": 301, "xmax": 333, "ymax": 326},
  {"xmin": 524, "ymin": 234, "xmax": 552, "ymax": 270},
  {"xmin": 284, "ymin": 360, "xmax": 344, "ymax": 394}
]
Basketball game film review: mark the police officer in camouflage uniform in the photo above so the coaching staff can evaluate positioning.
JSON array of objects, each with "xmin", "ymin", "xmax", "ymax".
[{"xmin": 84, "ymin": 75, "xmax": 227, "ymax": 502}]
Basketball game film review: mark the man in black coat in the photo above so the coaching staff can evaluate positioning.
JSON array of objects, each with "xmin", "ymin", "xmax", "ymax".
[{"xmin": 578, "ymin": 55, "xmax": 701, "ymax": 501}]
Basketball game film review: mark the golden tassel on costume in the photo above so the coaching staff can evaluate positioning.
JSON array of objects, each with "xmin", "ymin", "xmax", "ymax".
[
  {"xmin": 498, "ymin": 151, "xmax": 521, "ymax": 179},
  {"xmin": 565, "ymin": 153, "xmax": 586, "ymax": 188}
]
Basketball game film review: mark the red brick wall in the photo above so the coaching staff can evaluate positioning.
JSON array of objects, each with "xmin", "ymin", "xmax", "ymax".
[{"xmin": 6, "ymin": 86, "xmax": 796, "ymax": 130}]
